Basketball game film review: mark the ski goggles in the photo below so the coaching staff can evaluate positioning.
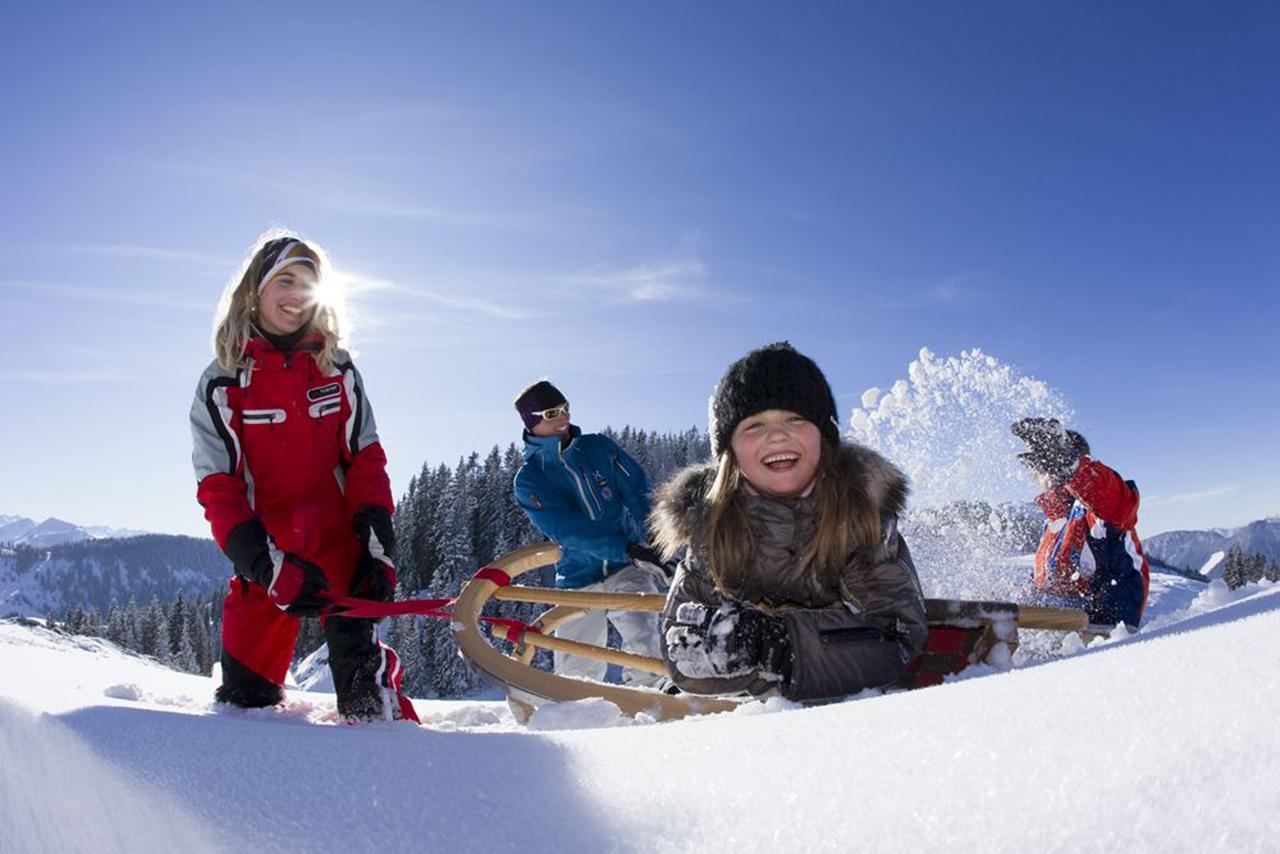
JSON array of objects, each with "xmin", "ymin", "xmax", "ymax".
[
  {"xmin": 257, "ymin": 238, "xmax": 318, "ymax": 291},
  {"xmin": 532, "ymin": 404, "xmax": 570, "ymax": 421}
]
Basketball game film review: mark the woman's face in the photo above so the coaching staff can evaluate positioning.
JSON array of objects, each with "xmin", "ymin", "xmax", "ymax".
[
  {"xmin": 730, "ymin": 409, "xmax": 822, "ymax": 499},
  {"xmin": 256, "ymin": 264, "xmax": 317, "ymax": 335}
]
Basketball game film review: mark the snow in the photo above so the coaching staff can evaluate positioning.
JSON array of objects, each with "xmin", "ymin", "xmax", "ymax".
[{"xmin": 3, "ymin": 573, "xmax": 1278, "ymax": 852}]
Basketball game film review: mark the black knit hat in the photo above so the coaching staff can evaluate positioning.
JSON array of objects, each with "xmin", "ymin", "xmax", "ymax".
[
  {"xmin": 514, "ymin": 380, "xmax": 568, "ymax": 431},
  {"xmin": 709, "ymin": 342, "xmax": 840, "ymax": 456}
]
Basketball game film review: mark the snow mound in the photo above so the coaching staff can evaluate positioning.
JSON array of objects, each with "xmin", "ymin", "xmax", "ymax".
[{"xmin": 527, "ymin": 697, "xmax": 632, "ymax": 731}]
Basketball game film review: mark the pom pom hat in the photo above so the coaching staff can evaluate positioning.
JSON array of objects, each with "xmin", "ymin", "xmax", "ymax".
[{"xmin": 709, "ymin": 342, "xmax": 841, "ymax": 456}]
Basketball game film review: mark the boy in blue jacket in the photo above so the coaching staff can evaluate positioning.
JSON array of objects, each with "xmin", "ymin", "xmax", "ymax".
[{"xmin": 513, "ymin": 380, "xmax": 668, "ymax": 687}]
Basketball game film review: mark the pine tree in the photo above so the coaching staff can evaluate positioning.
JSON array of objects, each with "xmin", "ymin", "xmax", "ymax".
[
  {"xmin": 393, "ymin": 474, "xmax": 421, "ymax": 592},
  {"xmin": 83, "ymin": 605, "xmax": 102, "ymax": 637},
  {"xmin": 1246, "ymin": 553, "xmax": 1267, "ymax": 585},
  {"xmin": 188, "ymin": 595, "xmax": 214, "ymax": 675},
  {"xmin": 1222, "ymin": 547, "xmax": 1247, "ymax": 590},
  {"xmin": 168, "ymin": 591, "xmax": 188, "ymax": 660},
  {"xmin": 429, "ymin": 458, "xmax": 483, "ymax": 696},
  {"xmin": 140, "ymin": 596, "xmax": 170, "ymax": 662}
]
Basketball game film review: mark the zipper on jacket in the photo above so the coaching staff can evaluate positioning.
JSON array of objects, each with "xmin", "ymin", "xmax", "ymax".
[
  {"xmin": 818, "ymin": 626, "xmax": 884, "ymax": 645},
  {"xmin": 559, "ymin": 451, "xmax": 598, "ymax": 521}
]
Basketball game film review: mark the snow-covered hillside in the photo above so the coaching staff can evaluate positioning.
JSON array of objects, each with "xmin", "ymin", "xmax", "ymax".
[
  {"xmin": 3, "ymin": 571, "xmax": 1276, "ymax": 853},
  {"xmin": 0, "ymin": 535, "xmax": 226, "ymax": 619}
]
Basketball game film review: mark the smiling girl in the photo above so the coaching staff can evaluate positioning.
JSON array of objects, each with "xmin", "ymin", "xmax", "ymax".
[
  {"xmin": 190, "ymin": 231, "xmax": 416, "ymax": 722},
  {"xmin": 651, "ymin": 342, "xmax": 928, "ymax": 701}
]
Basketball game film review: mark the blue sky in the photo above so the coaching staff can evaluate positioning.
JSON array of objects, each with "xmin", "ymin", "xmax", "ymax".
[{"xmin": 1, "ymin": 2, "xmax": 1276, "ymax": 538}]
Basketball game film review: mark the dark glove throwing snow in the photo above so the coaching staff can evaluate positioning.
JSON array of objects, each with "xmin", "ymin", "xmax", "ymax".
[
  {"xmin": 1011, "ymin": 417, "xmax": 1082, "ymax": 486},
  {"xmin": 665, "ymin": 601, "xmax": 793, "ymax": 682}
]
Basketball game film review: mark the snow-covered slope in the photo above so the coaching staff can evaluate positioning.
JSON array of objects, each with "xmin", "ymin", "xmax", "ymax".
[{"xmin": 3, "ymin": 572, "xmax": 1277, "ymax": 852}]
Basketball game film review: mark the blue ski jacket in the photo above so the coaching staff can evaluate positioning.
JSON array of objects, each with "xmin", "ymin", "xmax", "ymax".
[{"xmin": 514, "ymin": 426, "xmax": 651, "ymax": 589}]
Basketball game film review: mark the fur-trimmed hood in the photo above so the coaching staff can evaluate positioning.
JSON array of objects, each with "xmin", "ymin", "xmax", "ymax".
[{"xmin": 650, "ymin": 442, "xmax": 909, "ymax": 554}]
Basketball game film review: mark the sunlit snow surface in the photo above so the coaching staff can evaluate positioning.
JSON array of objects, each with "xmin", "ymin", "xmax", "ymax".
[{"xmin": 4, "ymin": 573, "xmax": 1278, "ymax": 853}]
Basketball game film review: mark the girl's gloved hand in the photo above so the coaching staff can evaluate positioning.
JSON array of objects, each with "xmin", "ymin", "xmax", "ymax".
[{"xmin": 665, "ymin": 602, "xmax": 792, "ymax": 682}]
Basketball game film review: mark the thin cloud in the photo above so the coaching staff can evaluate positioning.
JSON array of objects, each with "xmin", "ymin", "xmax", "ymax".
[
  {"xmin": 861, "ymin": 271, "xmax": 987, "ymax": 311},
  {"xmin": 3, "ymin": 280, "xmax": 208, "ymax": 312},
  {"xmin": 396, "ymin": 283, "xmax": 537, "ymax": 320},
  {"xmin": 560, "ymin": 240, "xmax": 709, "ymax": 303},
  {"xmin": 69, "ymin": 245, "xmax": 230, "ymax": 268},
  {"xmin": 140, "ymin": 158, "xmax": 528, "ymax": 230},
  {"xmin": 563, "ymin": 259, "xmax": 706, "ymax": 302},
  {"xmin": 0, "ymin": 368, "xmax": 129, "ymax": 385},
  {"xmin": 333, "ymin": 266, "xmax": 538, "ymax": 322},
  {"xmin": 323, "ymin": 197, "xmax": 527, "ymax": 229},
  {"xmin": 1146, "ymin": 484, "xmax": 1240, "ymax": 507}
]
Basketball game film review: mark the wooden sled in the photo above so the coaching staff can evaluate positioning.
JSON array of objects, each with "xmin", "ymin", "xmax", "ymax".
[{"xmin": 453, "ymin": 543, "xmax": 1089, "ymax": 724}]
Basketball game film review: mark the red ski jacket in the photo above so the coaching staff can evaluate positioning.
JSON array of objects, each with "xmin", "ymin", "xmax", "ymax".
[
  {"xmin": 1033, "ymin": 456, "xmax": 1150, "ymax": 627},
  {"xmin": 190, "ymin": 336, "xmax": 393, "ymax": 576}
]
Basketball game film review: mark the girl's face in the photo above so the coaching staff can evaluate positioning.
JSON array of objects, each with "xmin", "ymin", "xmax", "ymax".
[
  {"xmin": 256, "ymin": 265, "xmax": 317, "ymax": 335},
  {"xmin": 730, "ymin": 409, "xmax": 822, "ymax": 499}
]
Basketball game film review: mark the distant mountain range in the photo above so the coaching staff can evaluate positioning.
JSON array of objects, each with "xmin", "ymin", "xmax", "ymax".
[
  {"xmin": 1144, "ymin": 517, "xmax": 1280, "ymax": 573},
  {"xmin": 0, "ymin": 534, "xmax": 228, "ymax": 619},
  {"xmin": 0, "ymin": 514, "xmax": 149, "ymax": 548}
]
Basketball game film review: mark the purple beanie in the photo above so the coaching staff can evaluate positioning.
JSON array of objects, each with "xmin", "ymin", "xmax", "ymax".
[{"xmin": 514, "ymin": 380, "xmax": 568, "ymax": 431}]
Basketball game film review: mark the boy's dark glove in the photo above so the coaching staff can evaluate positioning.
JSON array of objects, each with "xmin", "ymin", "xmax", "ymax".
[
  {"xmin": 626, "ymin": 542, "xmax": 675, "ymax": 579},
  {"xmin": 1011, "ymin": 417, "xmax": 1081, "ymax": 485},
  {"xmin": 665, "ymin": 602, "xmax": 793, "ymax": 682},
  {"xmin": 352, "ymin": 505, "xmax": 397, "ymax": 602},
  {"xmin": 224, "ymin": 518, "xmax": 331, "ymax": 615}
]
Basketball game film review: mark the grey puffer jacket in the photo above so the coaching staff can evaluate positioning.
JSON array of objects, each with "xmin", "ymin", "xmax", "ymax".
[{"xmin": 651, "ymin": 443, "xmax": 928, "ymax": 701}]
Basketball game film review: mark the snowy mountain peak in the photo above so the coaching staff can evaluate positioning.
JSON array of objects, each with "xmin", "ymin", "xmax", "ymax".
[{"xmin": 0, "ymin": 514, "xmax": 149, "ymax": 548}]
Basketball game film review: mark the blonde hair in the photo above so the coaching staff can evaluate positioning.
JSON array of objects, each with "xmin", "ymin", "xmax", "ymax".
[
  {"xmin": 703, "ymin": 437, "xmax": 878, "ymax": 599},
  {"xmin": 211, "ymin": 229, "xmax": 344, "ymax": 373}
]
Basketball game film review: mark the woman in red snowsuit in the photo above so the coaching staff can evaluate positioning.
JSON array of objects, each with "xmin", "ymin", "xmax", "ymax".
[{"xmin": 190, "ymin": 233, "xmax": 416, "ymax": 722}]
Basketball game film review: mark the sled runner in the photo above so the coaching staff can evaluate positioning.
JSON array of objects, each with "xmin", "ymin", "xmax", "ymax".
[{"xmin": 450, "ymin": 544, "xmax": 1089, "ymax": 723}]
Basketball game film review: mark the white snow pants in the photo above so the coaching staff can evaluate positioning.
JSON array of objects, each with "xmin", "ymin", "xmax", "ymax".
[{"xmin": 553, "ymin": 561, "xmax": 668, "ymax": 688}]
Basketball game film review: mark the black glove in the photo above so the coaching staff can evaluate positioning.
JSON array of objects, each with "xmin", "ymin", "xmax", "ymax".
[
  {"xmin": 1011, "ymin": 417, "xmax": 1080, "ymax": 485},
  {"xmin": 626, "ymin": 542, "xmax": 675, "ymax": 579},
  {"xmin": 665, "ymin": 602, "xmax": 793, "ymax": 682},
  {"xmin": 266, "ymin": 553, "xmax": 332, "ymax": 616},
  {"xmin": 224, "ymin": 518, "xmax": 332, "ymax": 615},
  {"xmin": 352, "ymin": 505, "xmax": 397, "ymax": 602}
]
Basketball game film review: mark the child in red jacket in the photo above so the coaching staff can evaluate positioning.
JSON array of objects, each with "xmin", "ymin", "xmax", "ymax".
[
  {"xmin": 190, "ymin": 231, "xmax": 417, "ymax": 722},
  {"xmin": 1012, "ymin": 418, "xmax": 1150, "ymax": 632}
]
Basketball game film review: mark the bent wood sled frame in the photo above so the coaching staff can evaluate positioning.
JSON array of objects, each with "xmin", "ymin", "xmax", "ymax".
[{"xmin": 452, "ymin": 543, "xmax": 1089, "ymax": 723}]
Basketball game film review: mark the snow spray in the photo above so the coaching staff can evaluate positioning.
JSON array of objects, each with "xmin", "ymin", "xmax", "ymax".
[{"xmin": 847, "ymin": 348, "xmax": 1073, "ymax": 601}]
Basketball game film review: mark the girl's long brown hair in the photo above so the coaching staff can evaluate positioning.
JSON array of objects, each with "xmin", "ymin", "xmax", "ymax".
[
  {"xmin": 211, "ymin": 229, "xmax": 343, "ymax": 373},
  {"xmin": 704, "ymin": 437, "xmax": 881, "ymax": 598}
]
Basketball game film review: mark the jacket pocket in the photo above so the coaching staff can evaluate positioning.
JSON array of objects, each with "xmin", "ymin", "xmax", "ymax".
[
  {"xmin": 242, "ymin": 408, "xmax": 286, "ymax": 425},
  {"xmin": 818, "ymin": 626, "xmax": 883, "ymax": 645},
  {"xmin": 308, "ymin": 399, "xmax": 341, "ymax": 419}
]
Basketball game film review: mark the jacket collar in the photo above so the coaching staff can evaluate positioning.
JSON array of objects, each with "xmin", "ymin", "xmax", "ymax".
[
  {"xmin": 522, "ymin": 424, "xmax": 581, "ymax": 462},
  {"xmin": 245, "ymin": 331, "xmax": 324, "ymax": 364}
]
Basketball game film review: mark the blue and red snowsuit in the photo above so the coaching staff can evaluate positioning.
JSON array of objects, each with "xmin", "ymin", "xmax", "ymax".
[
  {"xmin": 1032, "ymin": 456, "xmax": 1150, "ymax": 630},
  {"xmin": 190, "ymin": 335, "xmax": 416, "ymax": 720}
]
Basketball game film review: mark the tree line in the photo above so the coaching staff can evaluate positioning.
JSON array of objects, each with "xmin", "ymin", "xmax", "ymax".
[{"xmin": 60, "ymin": 590, "xmax": 218, "ymax": 676}]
